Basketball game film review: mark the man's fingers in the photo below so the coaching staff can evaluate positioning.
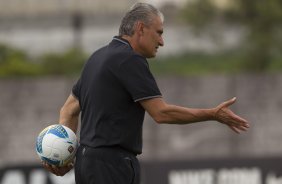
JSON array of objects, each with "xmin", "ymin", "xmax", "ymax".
[
  {"xmin": 231, "ymin": 114, "xmax": 250, "ymax": 128},
  {"xmin": 51, "ymin": 165, "xmax": 62, "ymax": 175},
  {"xmin": 42, "ymin": 162, "xmax": 56, "ymax": 174},
  {"xmin": 227, "ymin": 119, "xmax": 249, "ymax": 133},
  {"xmin": 228, "ymin": 125, "xmax": 240, "ymax": 134},
  {"xmin": 52, "ymin": 165, "xmax": 73, "ymax": 176},
  {"xmin": 42, "ymin": 161, "xmax": 73, "ymax": 176},
  {"xmin": 228, "ymin": 119, "xmax": 250, "ymax": 130},
  {"xmin": 224, "ymin": 97, "xmax": 236, "ymax": 107}
]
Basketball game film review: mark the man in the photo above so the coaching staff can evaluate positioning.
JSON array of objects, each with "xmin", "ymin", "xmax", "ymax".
[{"xmin": 43, "ymin": 2, "xmax": 250, "ymax": 184}]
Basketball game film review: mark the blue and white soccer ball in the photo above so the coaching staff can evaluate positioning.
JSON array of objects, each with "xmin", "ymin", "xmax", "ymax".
[{"xmin": 36, "ymin": 124, "xmax": 78, "ymax": 167}]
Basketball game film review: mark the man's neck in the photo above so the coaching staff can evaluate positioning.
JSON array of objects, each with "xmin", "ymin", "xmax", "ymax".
[{"xmin": 121, "ymin": 35, "xmax": 143, "ymax": 57}]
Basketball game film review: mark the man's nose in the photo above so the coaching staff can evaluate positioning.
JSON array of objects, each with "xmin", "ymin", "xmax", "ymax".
[{"xmin": 159, "ymin": 37, "xmax": 164, "ymax": 47}]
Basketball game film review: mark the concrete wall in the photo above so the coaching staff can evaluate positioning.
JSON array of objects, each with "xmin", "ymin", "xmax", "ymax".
[{"xmin": 0, "ymin": 74, "xmax": 282, "ymax": 167}]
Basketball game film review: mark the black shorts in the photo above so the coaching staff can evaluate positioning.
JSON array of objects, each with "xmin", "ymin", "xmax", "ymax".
[{"xmin": 75, "ymin": 145, "xmax": 140, "ymax": 184}]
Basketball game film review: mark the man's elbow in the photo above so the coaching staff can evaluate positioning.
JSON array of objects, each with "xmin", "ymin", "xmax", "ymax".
[{"xmin": 152, "ymin": 114, "xmax": 170, "ymax": 124}]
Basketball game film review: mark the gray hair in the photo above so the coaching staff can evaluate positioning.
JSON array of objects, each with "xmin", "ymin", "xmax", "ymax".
[{"xmin": 119, "ymin": 3, "xmax": 164, "ymax": 36}]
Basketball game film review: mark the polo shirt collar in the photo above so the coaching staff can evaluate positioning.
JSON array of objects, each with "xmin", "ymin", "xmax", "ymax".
[{"xmin": 113, "ymin": 36, "xmax": 132, "ymax": 48}]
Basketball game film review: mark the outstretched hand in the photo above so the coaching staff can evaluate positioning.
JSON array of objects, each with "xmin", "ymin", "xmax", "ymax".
[
  {"xmin": 42, "ymin": 161, "xmax": 73, "ymax": 176},
  {"xmin": 214, "ymin": 97, "xmax": 250, "ymax": 133}
]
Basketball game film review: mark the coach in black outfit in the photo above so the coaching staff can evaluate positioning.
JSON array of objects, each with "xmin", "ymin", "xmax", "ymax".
[{"xmin": 43, "ymin": 2, "xmax": 250, "ymax": 184}]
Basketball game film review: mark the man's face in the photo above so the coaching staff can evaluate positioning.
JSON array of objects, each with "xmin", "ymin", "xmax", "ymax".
[{"xmin": 139, "ymin": 15, "xmax": 164, "ymax": 58}]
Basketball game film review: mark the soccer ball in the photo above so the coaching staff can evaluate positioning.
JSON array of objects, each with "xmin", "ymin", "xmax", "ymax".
[{"xmin": 35, "ymin": 124, "xmax": 78, "ymax": 167}]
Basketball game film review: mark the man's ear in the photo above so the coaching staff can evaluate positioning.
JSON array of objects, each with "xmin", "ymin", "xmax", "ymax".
[{"xmin": 135, "ymin": 21, "xmax": 145, "ymax": 36}]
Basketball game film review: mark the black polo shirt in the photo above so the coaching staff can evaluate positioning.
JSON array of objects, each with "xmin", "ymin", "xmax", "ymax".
[{"xmin": 72, "ymin": 36, "xmax": 162, "ymax": 155}]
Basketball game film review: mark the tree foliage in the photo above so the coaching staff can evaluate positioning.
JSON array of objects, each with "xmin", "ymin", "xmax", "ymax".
[
  {"xmin": 40, "ymin": 48, "xmax": 86, "ymax": 76},
  {"xmin": 0, "ymin": 44, "xmax": 41, "ymax": 77},
  {"xmin": 0, "ymin": 44, "xmax": 87, "ymax": 78},
  {"xmin": 181, "ymin": 0, "xmax": 282, "ymax": 72}
]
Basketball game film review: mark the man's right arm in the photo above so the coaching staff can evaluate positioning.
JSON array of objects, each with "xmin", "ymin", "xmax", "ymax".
[
  {"xmin": 42, "ymin": 93, "xmax": 80, "ymax": 176},
  {"xmin": 59, "ymin": 94, "xmax": 81, "ymax": 133}
]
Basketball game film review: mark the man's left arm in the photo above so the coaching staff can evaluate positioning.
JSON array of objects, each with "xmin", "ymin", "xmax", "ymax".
[{"xmin": 140, "ymin": 97, "xmax": 249, "ymax": 134}]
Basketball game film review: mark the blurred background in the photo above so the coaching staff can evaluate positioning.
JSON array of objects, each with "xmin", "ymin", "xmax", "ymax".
[{"xmin": 0, "ymin": 0, "xmax": 282, "ymax": 183}]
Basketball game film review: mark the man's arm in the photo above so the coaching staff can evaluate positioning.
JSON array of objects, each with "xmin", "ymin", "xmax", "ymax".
[
  {"xmin": 42, "ymin": 94, "xmax": 80, "ymax": 176},
  {"xmin": 140, "ymin": 97, "xmax": 249, "ymax": 133},
  {"xmin": 59, "ymin": 94, "xmax": 81, "ymax": 133}
]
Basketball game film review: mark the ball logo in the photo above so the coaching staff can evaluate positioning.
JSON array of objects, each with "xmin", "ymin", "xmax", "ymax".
[{"xmin": 68, "ymin": 145, "xmax": 74, "ymax": 153}]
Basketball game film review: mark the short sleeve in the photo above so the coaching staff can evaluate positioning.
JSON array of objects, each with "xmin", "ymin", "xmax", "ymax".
[
  {"xmin": 72, "ymin": 78, "xmax": 81, "ymax": 99},
  {"xmin": 117, "ymin": 55, "xmax": 162, "ymax": 102}
]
